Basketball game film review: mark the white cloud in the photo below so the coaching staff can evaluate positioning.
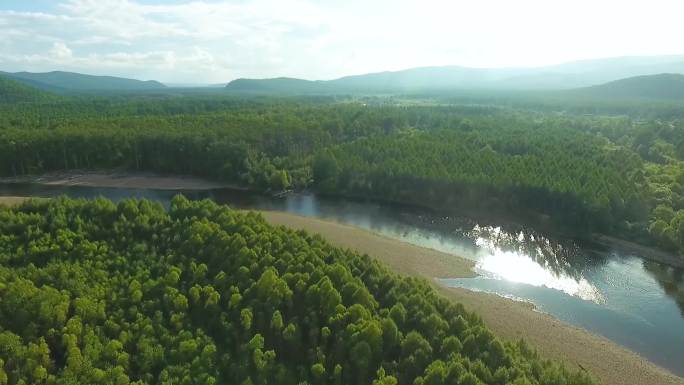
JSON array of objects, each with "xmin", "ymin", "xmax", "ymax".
[
  {"xmin": 0, "ymin": 0, "xmax": 682, "ymax": 83},
  {"xmin": 49, "ymin": 42, "xmax": 73, "ymax": 60}
]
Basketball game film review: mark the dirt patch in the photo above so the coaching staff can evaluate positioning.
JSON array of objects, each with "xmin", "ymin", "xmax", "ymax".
[
  {"xmin": 259, "ymin": 210, "xmax": 684, "ymax": 385},
  {"xmin": 0, "ymin": 171, "xmax": 232, "ymax": 190}
]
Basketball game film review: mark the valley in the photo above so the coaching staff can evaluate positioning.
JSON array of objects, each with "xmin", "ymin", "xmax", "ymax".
[{"xmin": 2, "ymin": 54, "xmax": 684, "ymax": 385}]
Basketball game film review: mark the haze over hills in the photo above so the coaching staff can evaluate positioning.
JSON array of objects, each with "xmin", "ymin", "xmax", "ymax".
[
  {"xmin": 0, "ymin": 71, "xmax": 166, "ymax": 93},
  {"xmin": 572, "ymin": 74, "xmax": 684, "ymax": 100},
  {"xmin": 3, "ymin": 54, "xmax": 684, "ymax": 98},
  {"xmin": 225, "ymin": 55, "xmax": 684, "ymax": 94}
]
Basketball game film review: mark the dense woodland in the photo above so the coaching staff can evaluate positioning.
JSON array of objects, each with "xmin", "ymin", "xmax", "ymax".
[
  {"xmin": 2, "ymin": 87, "xmax": 684, "ymax": 257},
  {"xmin": 0, "ymin": 197, "xmax": 597, "ymax": 384}
]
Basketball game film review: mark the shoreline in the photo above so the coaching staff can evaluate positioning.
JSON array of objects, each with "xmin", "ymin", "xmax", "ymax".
[
  {"xmin": 592, "ymin": 233, "xmax": 684, "ymax": 269},
  {"xmin": 258, "ymin": 210, "xmax": 684, "ymax": 385},
  {"xmin": 0, "ymin": 170, "xmax": 236, "ymax": 191},
  {"xmin": 2, "ymin": 171, "xmax": 683, "ymax": 270},
  {"xmin": 310, "ymin": 190, "xmax": 684, "ymax": 271},
  {"xmin": 259, "ymin": 210, "xmax": 477, "ymax": 280}
]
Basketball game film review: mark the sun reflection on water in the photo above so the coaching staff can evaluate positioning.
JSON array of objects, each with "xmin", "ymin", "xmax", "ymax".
[{"xmin": 471, "ymin": 225, "xmax": 604, "ymax": 303}]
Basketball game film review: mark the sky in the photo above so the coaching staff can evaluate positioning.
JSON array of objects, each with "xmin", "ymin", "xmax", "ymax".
[{"xmin": 0, "ymin": 0, "xmax": 683, "ymax": 83}]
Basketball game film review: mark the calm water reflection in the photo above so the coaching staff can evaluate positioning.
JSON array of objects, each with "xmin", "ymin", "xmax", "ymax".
[
  {"xmin": 469, "ymin": 225, "xmax": 603, "ymax": 302},
  {"xmin": 1, "ymin": 185, "xmax": 683, "ymax": 376}
]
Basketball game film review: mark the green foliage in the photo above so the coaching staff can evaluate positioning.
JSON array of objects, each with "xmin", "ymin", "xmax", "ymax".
[
  {"xmin": 0, "ymin": 197, "xmax": 598, "ymax": 385},
  {"xmin": 1, "ymin": 94, "xmax": 684, "ymax": 256}
]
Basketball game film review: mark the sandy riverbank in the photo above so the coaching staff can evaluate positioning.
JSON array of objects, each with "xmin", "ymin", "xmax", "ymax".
[
  {"xmin": 7, "ymin": 172, "xmax": 684, "ymax": 270},
  {"xmin": 260, "ymin": 210, "xmax": 684, "ymax": 385},
  {"xmin": 261, "ymin": 211, "xmax": 476, "ymax": 279},
  {"xmin": 0, "ymin": 171, "xmax": 231, "ymax": 190}
]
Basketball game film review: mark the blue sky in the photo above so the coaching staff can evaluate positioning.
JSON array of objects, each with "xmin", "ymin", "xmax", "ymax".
[
  {"xmin": 1, "ymin": 0, "xmax": 683, "ymax": 83},
  {"xmin": 1, "ymin": 1, "xmax": 56, "ymax": 12},
  {"xmin": 1, "ymin": 0, "xmax": 191, "ymax": 10}
]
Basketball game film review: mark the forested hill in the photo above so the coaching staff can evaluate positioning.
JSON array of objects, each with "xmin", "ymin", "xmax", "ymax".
[
  {"xmin": 0, "ymin": 196, "xmax": 597, "ymax": 385},
  {"xmin": 0, "ymin": 71, "xmax": 166, "ymax": 92},
  {"xmin": 573, "ymin": 74, "xmax": 684, "ymax": 100},
  {"xmin": 0, "ymin": 75, "xmax": 55, "ymax": 103}
]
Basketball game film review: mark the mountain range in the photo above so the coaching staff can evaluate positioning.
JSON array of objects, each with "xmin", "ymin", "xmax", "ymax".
[
  {"xmin": 225, "ymin": 55, "xmax": 684, "ymax": 94},
  {"xmin": 2, "ymin": 55, "xmax": 684, "ymax": 99}
]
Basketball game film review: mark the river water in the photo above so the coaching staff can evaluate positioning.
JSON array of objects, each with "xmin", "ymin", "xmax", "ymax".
[{"xmin": 1, "ymin": 183, "xmax": 683, "ymax": 376}]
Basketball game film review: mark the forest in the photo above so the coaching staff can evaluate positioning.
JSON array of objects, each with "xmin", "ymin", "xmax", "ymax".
[
  {"xmin": 0, "ymin": 197, "xmax": 597, "ymax": 385},
  {"xmin": 1, "ymin": 93, "xmax": 684, "ymax": 257}
]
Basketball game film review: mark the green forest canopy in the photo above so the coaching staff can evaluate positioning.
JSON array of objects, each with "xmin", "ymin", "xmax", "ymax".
[
  {"xmin": 2, "ymin": 94, "xmax": 684, "ymax": 256},
  {"xmin": 0, "ymin": 197, "xmax": 597, "ymax": 385}
]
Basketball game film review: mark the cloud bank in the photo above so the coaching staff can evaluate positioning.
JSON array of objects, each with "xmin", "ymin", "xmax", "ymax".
[{"xmin": 0, "ymin": 0, "xmax": 682, "ymax": 83}]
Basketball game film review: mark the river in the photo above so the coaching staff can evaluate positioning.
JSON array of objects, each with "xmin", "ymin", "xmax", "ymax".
[{"xmin": 1, "ymin": 183, "xmax": 683, "ymax": 376}]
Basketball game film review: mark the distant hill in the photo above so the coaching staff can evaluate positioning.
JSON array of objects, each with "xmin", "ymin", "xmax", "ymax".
[
  {"xmin": 0, "ymin": 71, "xmax": 166, "ymax": 92},
  {"xmin": 0, "ymin": 75, "xmax": 54, "ymax": 103},
  {"xmin": 226, "ymin": 55, "xmax": 684, "ymax": 94},
  {"xmin": 227, "ymin": 77, "xmax": 331, "ymax": 93},
  {"xmin": 573, "ymin": 74, "xmax": 684, "ymax": 100},
  {"xmin": 327, "ymin": 66, "xmax": 524, "ymax": 92}
]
